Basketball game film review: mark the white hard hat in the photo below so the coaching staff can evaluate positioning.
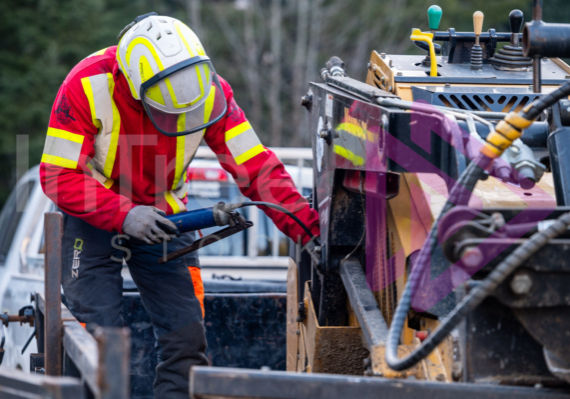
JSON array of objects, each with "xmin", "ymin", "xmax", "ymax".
[{"xmin": 117, "ymin": 13, "xmax": 227, "ymax": 136}]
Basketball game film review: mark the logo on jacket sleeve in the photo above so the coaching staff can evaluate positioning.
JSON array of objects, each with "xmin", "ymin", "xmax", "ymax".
[{"xmin": 55, "ymin": 94, "xmax": 77, "ymax": 125}]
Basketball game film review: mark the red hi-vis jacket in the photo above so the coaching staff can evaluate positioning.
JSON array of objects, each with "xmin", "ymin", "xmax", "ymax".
[{"xmin": 40, "ymin": 46, "xmax": 319, "ymax": 244}]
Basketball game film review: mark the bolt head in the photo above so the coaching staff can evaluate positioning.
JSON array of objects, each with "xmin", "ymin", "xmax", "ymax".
[
  {"xmin": 301, "ymin": 94, "xmax": 312, "ymax": 108},
  {"xmin": 462, "ymin": 247, "xmax": 483, "ymax": 269},
  {"xmin": 510, "ymin": 272, "xmax": 533, "ymax": 295}
]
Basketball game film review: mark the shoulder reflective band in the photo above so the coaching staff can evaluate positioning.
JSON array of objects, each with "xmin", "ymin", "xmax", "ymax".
[
  {"xmin": 225, "ymin": 121, "xmax": 266, "ymax": 165},
  {"xmin": 81, "ymin": 73, "xmax": 121, "ymax": 179},
  {"xmin": 42, "ymin": 128, "xmax": 85, "ymax": 169}
]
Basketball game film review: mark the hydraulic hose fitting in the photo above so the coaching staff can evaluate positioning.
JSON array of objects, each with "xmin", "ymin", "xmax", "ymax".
[{"xmin": 480, "ymin": 111, "xmax": 534, "ymax": 158}]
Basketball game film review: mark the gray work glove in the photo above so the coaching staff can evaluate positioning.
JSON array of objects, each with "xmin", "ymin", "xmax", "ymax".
[{"xmin": 123, "ymin": 206, "xmax": 181, "ymax": 245}]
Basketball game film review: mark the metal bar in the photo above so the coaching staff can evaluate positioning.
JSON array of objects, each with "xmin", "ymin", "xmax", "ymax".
[
  {"xmin": 160, "ymin": 221, "xmax": 253, "ymax": 263},
  {"xmin": 35, "ymin": 292, "xmax": 45, "ymax": 354},
  {"xmin": 433, "ymin": 31, "xmax": 516, "ymax": 43},
  {"xmin": 272, "ymin": 224, "xmax": 279, "ymax": 257},
  {"xmin": 190, "ymin": 367, "xmax": 570, "ymax": 399},
  {"xmin": 339, "ymin": 258, "xmax": 389, "ymax": 348},
  {"xmin": 0, "ymin": 367, "xmax": 83, "ymax": 399},
  {"xmin": 44, "ymin": 212, "xmax": 63, "ymax": 376},
  {"xmin": 248, "ymin": 207, "xmax": 259, "ymax": 258},
  {"xmin": 377, "ymin": 97, "xmax": 508, "ymax": 119},
  {"xmin": 533, "ymin": 56, "xmax": 542, "ymax": 93},
  {"xmin": 533, "ymin": 0, "xmax": 543, "ymax": 21},
  {"xmin": 61, "ymin": 301, "xmax": 100, "ymax": 396},
  {"xmin": 94, "ymin": 327, "xmax": 131, "ymax": 399}
]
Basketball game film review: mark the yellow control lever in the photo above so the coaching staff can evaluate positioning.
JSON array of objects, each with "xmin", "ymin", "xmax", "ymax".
[{"xmin": 410, "ymin": 29, "xmax": 437, "ymax": 77}]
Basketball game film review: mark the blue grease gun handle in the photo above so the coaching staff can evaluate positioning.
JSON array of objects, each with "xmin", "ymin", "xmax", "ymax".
[
  {"xmin": 164, "ymin": 202, "xmax": 240, "ymax": 234},
  {"xmin": 165, "ymin": 207, "xmax": 217, "ymax": 234}
]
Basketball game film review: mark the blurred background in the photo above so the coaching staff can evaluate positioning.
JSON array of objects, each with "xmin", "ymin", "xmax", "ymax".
[{"xmin": 0, "ymin": 0, "xmax": 567, "ymax": 207}]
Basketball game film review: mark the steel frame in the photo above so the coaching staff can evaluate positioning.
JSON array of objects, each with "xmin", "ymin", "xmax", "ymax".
[
  {"xmin": 190, "ymin": 367, "xmax": 570, "ymax": 399},
  {"xmin": 32, "ymin": 212, "xmax": 132, "ymax": 399}
]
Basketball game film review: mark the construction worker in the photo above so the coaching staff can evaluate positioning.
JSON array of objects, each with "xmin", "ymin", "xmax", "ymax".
[{"xmin": 40, "ymin": 13, "xmax": 319, "ymax": 398}]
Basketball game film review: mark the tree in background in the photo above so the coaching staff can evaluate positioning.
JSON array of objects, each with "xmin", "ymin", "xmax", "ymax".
[{"xmin": 1, "ymin": 0, "xmax": 562, "ymax": 207}]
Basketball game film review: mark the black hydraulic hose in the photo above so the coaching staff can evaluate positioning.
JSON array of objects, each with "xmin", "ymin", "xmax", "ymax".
[
  {"xmin": 238, "ymin": 201, "xmax": 316, "ymax": 240},
  {"xmin": 386, "ymin": 80, "xmax": 570, "ymax": 371},
  {"xmin": 386, "ymin": 158, "xmax": 487, "ymax": 370},
  {"xmin": 522, "ymin": 81, "xmax": 570, "ymax": 120},
  {"xmin": 387, "ymin": 210, "xmax": 570, "ymax": 371}
]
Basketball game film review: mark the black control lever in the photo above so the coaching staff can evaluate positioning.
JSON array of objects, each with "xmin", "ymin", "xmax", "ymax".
[{"xmin": 414, "ymin": 40, "xmax": 442, "ymax": 54}]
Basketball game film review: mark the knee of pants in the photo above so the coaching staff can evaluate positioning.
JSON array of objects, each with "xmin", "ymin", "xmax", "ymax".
[{"xmin": 188, "ymin": 267, "xmax": 204, "ymax": 318}]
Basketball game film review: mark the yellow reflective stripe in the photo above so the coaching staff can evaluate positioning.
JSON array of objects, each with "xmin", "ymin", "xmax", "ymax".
[
  {"xmin": 104, "ymin": 73, "xmax": 121, "ymax": 178},
  {"xmin": 175, "ymin": 22, "xmax": 196, "ymax": 57},
  {"xmin": 336, "ymin": 122, "xmax": 366, "ymax": 140},
  {"xmin": 234, "ymin": 144, "xmax": 265, "ymax": 165},
  {"xmin": 225, "ymin": 121, "xmax": 252, "ymax": 141},
  {"xmin": 41, "ymin": 154, "xmax": 78, "ymax": 169},
  {"xmin": 43, "ymin": 128, "xmax": 84, "ymax": 167},
  {"xmin": 171, "ymin": 87, "xmax": 217, "ymax": 192},
  {"xmin": 173, "ymin": 137, "xmax": 186, "ymax": 190},
  {"xmin": 81, "ymin": 77, "xmax": 102, "ymax": 131},
  {"xmin": 174, "ymin": 21, "xmax": 206, "ymax": 56},
  {"xmin": 164, "ymin": 191, "xmax": 185, "ymax": 214},
  {"xmin": 103, "ymin": 178, "xmax": 114, "ymax": 189},
  {"xmin": 47, "ymin": 128, "xmax": 84, "ymax": 144},
  {"xmin": 172, "ymin": 113, "xmax": 187, "ymax": 191},
  {"xmin": 81, "ymin": 73, "xmax": 121, "ymax": 180},
  {"xmin": 117, "ymin": 36, "xmax": 139, "ymax": 99},
  {"xmin": 87, "ymin": 47, "xmax": 108, "ymax": 58},
  {"xmin": 125, "ymin": 37, "xmax": 165, "ymax": 69},
  {"xmin": 333, "ymin": 145, "xmax": 364, "ymax": 166},
  {"xmin": 204, "ymin": 86, "xmax": 216, "ymax": 122}
]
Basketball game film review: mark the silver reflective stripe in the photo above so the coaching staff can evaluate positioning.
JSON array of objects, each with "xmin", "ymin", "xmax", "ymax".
[
  {"xmin": 226, "ymin": 128, "xmax": 262, "ymax": 159},
  {"xmin": 183, "ymin": 131, "xmax": 204, "ymax": 169},
  {"xmin": 43, "ymin": 135, "xmax": 82, "ymax": 163},
  {"xmin": 82, "ymin": 73, "xmax": 119, "ymax": 178},
  {"xmin": 174, "ymin": 181, "xmax": 189, "ymax": 198}
]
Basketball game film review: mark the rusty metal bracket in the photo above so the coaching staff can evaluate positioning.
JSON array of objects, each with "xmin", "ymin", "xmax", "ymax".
[{"xmin": 0, "ymin": 306, "xmax": 35, "ymax": 327}]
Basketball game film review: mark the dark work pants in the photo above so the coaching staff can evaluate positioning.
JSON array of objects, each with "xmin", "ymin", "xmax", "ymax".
[{"xmin": 61, "ymin": 212, "xmax": 208, "ymax": 398}]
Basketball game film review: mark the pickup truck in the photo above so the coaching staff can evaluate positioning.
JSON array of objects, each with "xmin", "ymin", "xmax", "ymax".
[{"xmin": 0, "ymin": 147, "xmax": 312, "ymax": 398}]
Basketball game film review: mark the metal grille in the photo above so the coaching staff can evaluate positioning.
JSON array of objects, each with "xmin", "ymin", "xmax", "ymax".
[{"xmin": 412, "ymin": 86, "xmax": 542, "ymax": 113}]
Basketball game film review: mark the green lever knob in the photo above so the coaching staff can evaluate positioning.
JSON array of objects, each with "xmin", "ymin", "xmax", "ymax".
[{"xmin": 428, "ymin": 5, "xmax": 443, "ymax": 30}]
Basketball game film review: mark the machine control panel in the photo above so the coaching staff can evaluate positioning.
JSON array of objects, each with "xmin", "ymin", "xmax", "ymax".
[{"xmin": 367, "ymin": 6, "xmax": 570, "ymax": 97}]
